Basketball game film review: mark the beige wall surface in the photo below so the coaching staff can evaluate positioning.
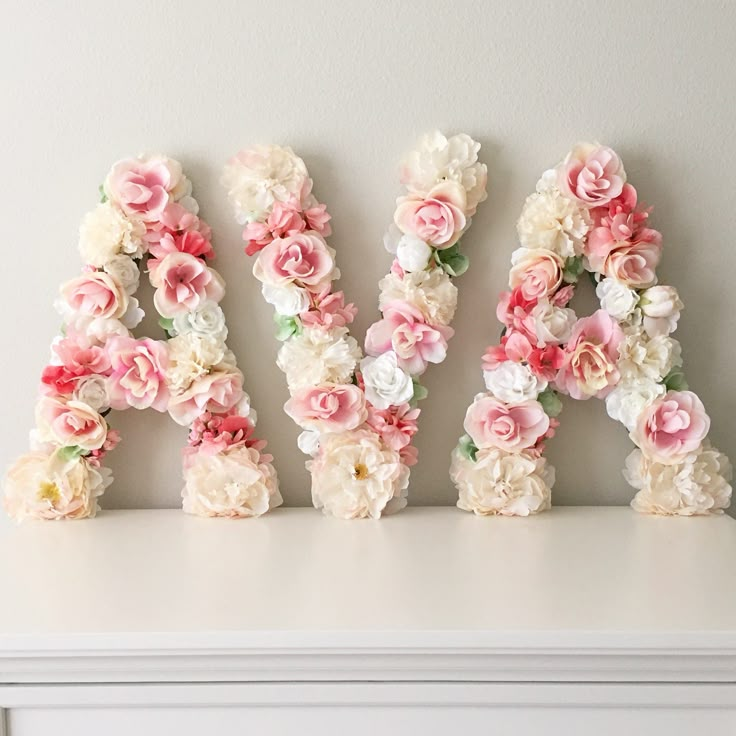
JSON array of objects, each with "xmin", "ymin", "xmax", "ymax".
[{"xmin": 1, "ymin": 0, "xmax": 734, "ymax": 511}]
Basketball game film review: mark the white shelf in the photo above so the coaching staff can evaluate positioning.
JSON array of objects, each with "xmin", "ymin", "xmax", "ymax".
[{"xmin": 1, "ymin": 506, "xmax": 735, "ymax": 684}]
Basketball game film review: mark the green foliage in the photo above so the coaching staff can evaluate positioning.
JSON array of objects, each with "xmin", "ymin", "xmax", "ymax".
[
  {"xmin": 274, "ymin": 313, "xmax": 302, "ymax": 341},
  {"xmin": 410, "ymin": 378, "xmax": 429, "ymax": 407},
  {"xmin": 434, "ymin": 242, "xmax": 470, "ymax": 277},
  {"xmin": 537, "ymin": 387, "xmax": 563, "ymax": 417},
  {"xmin": 663, "ymin": 368, "xmax": 689, "ymax": 392},
  {"xmin": 458, "ymin": 434, "xmax": 479, "ymax": 462},
  {"xmin": 57, "ymin": 445, "xmax": 85, "ymax": 462},
  {"xmin": 562, "ymin": 255, "xmax": 584, "ymax": 284}
]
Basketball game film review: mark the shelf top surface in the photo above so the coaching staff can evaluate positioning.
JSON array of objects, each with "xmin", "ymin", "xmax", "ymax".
[{"xmin": 1, "ymin": 506, "xmax": 735, "ymax": 651}]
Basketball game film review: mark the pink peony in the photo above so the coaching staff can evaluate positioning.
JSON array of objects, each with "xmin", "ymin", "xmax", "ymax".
[
  {"xmin": 365, "ymin": 300, "xmax": 454, "ymax": 375},
  {"xmin": 35, "ymin": 396, "xmax": 108, "ymax": 451},
  {"xmin": 366, "ymin": 402, "xmax": 420, "ymax": 453},
  {"xmin": 106, "ymin": 336, "xmax": 169, "ymax": 411},
  {"xmin": 631, "ymin": 390, "xmax": 710, "ymax": 465},
  {"xmin": 394, "ymin": 181, "xmax": 467, "ymax": 248},
  {"xmin": 149, "ymin": 252, "xmax": 225, "ymax": 317},
  {"xmin": 105, "ymin": 157, "xmax": 179, "ymax": 222},
  {"xmin": 148, "ymin": 230, "xmax": 214, "ymax": 261},
  {"xmin": 252, "ymin": 232, "xmax": 336, "ymax": 292},
  {"xmin": 555, "ymin": 310, "xmax": 624, "ymax": 400},
  {"xmin": 168, "ymin": 369, "xmax": 244, "ymax": 427},
  {"xmin": 299, "ymin": 288, "xmax": 357, "ymax": 330},
  {"xmin": 558, "ymin": 143, "xmax": 626, "ymax": 206},
  {"xmin": 60, "ymin": 271, "xmax": 128, "ymax": 321},
  {"xmin": 509, "ymin": 249, "xmax": 565, "ymax": 301},
  {"xmin": 464, "ymin": 395, "xmax": 549, "ymax": 453},
  {"xmin": 284, "ymin": 383, "xmax": 367, "ymax": 433}
]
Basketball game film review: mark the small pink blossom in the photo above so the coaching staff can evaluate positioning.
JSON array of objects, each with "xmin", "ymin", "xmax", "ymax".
[
  {"xmin": 187, "ymin": 410, "xmax": 262, "ymax": 455},
  {"xmin": 496, "ymin": 287, "xmax": 538, "ymax": 339},
  {"xmin": 149, "ymin": 252, "xmax": 225, "ymax": 317},
  {"xmin": 394, "ymin": 181, "xmax": 467, "ymax": 248},
  {"xmin": 464, "ymin": 395, "xmax": 549, "ymax": 453},
  {"xmin": 303, "ymin": 202, "xmax": 332, "ymax": 236},
  {"xmin": 558, "ymin": 143, "xmax": 626, "ymax": 206},
  {"xmin": 87, "ymin": 428, "xmax": 121, "ymax": 467},
  {"xmin": 366, "ymin": 402, "xmax": 420, "ymax": 452},
  {"xmin": 106, "ymin": 336, "xmax": 169, "ymax": 411},
  {"xmin": 482, "ymin": 331, "xmax": 564, "ymax": 383},
  {"xmin": 285, "ymin": 383, "xmax": 367, "ymax": 433},
  {"xmin": 299, "ymin": 288, "xmax": 357, "ymax": 329},
  {"xmin": 148, "ymin": 230, "xmax": 214, "ymax": 261},
  {"xmin": 365, "ymin": 300, "xmax": 453, "ymax": 375}
]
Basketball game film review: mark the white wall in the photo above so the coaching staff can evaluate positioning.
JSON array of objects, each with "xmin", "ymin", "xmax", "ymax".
[{"xmin": 1, "ymin": 0, "xmax": 734, "ymax": 510}]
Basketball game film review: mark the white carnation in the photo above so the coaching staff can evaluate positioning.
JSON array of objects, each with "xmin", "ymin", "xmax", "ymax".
[
  {"xmin": 639, "ymin": 285, "xmax": 683, "ymax": 337},
  {"xmin": 531, "ymin": 300, "xmax": 576, "ymax": 345},
  {"xmin": 360, "ymin": 351, "xmax": 414, "ymax": 409},
  {"xmin": 378, "ymin": 267, "xmax": 458, "ymax": 326},
  {"xmin": 277, "ymin": 326, "xmax": 361, "ymax": 391},
  {"xmin": 79, "ymin": 201, "xmax": 146, "ymax": 267},
  {"xmin": 172, "ymin": 301, "xmax": 228, "ymax": 342},
  {"xmin": 605, "ymin": 379, "xmax": 666, "ymax": 431},
  {"xmin": 262, "ymin": 283, "xmax": 310, "ymax": 316},
  {"xmin": 167, "ymin": 333, "xmax": 227, "ymax": 394},
  {"xmin": 104, "ymin": 254, "xmax": 140, "ymax": 295},
  {"xmin": 618, "ymin": 328, "xmax": 682, "ymax": 384},
  {"xmin": 452, "ymin": 446, "xmax": 554, "ymax": 517},
  {"xmin": 516, "ymin": 186, "xmax": 590, "ymax": 258},
  {"xmin": 625, "ymin": 443, "xmax": 732, "ymax": 516},
  {"xmin": 596, "ymin": 278, "xmax": 639, "ymax": 321},
  {"xmin": 483, "ymin": 361, "xmax": 547, "ymax": 403},
  {"xmin": 72, "ymin": 375, "xmax": 111, "ymax": 413}
]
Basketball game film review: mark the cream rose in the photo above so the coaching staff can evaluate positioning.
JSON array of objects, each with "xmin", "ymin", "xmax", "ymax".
[
  {"xmin": 483, "ymin": 361, "xmax": 547, "ymax": 403},
  {"xmin": 605, "ymin": 379, "xmax": 666, "ymax": 431},
  {"xmin": 596, "ymin": 278, "xmax": 638, "ymax": 321},
  {"xmin": 35, "ymin": 396, "xmax": 108, "ymax": 451},
  {"xmin": 103, "ymin": 254, "xmax": 141, "ymax": 295},
  {"xmin": 509, "ymin": 248, "xmax": 565, "ymax": 301}
]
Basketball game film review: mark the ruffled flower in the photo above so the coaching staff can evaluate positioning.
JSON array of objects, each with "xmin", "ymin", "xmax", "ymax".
[
  {"xmin": 557, "ymin": 143, "xmax": 626, "ymax": 206},
  {"xmin": 379, "ymin": 267, "xmax": 458, "ymax": 327},
  {"xmin": 166, "ymin": 333, "xmax": 226, "ymax": 394},
  {"xmin": 464, "ymin": 395, "xmax": 549, "ymax": 452},
  {"xmin": 300, "ymin": 289, "xmax": 357, "ymax": 330},
  {"xmin": 168, "ymin": 363, "xmax": 244, "ymax": 427},
  {"xmin": 605, "ymin": 378, "xmax": 666, "ymax": 431},
  {"xmin": 483, "ymin": 360, "xmax": 547, "ymax": 403},
  {"xmin": 394, "ymin": 181, "xmax": 467, "ymax": 249},
  {"xmin": 618, "ymin": 328, "xmax": 681, "ymax": 384},
  {"xmin": 79, "ymin": 201, "xmax": 146, "ymax": 266}
]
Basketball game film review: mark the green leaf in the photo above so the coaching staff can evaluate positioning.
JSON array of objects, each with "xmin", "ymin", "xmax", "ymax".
[
  {"xmin": 57, "ymin": 445, "xmax": 85, "ymax": 462},
  {"xmin": 158, "ymin": 317, "xmax": 175, "ymax": 335},
  {"xmin": 458, "ymin": 434, "xmax": 479, "ymax": 462},
  {"xmin": 436, "ymin": 242, "xmax": 470, "ymax": 277},
  {"xmin": 537, "ymin": 388, "xmax": 563, "ymax": 417},
  {"xmin": 274, "ymin": 313, "xmax": 301, "ymax": 341},
  {"xmin": 663, "ymin": 368, "xmax": 689, "ymax": 392},
  {"xmin": 410, "ymin": 378, "xmax": 429, "ymax": 407},
  {"xmin": 99, "ymin": 184, "xmax": 107, "ymax": 203},
  {"xmin": 562, "ymin": 255, "xmax": 584, "ymax": 284}
]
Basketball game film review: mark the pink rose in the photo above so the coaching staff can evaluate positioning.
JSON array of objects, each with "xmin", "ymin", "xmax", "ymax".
[
  {"xmin": 464, "ymin": 395, "xmax": 549, "ymax": 453},
  {"xmin": 107, "ymin": 336, "xmax": 169, "ymax": 411},
  {"xmin": 60, "ymin": 271, "xmax": 128, "ymax": 321},
  {"xmin": 509, "ymin": 249, "xmax": 565, "ymax": 301},
  {"xmin": 558, "ymin": 144, "xmax": 626, "ymax": 206},
  {"xmin": 149, "ymin": 252, "xmax": 225, "ymax": 317},
  {"xmin": 394, "ymin": 181, "xmax": 467, "ymax": 248},
  {"xmin": 105, "ymin": 157, "xmax": 180, "ymax": 222},
  {"xmin": 53, "ymin": 335, "xmax": 111, "ymax": 376},
  {"xmin": 632, "ymin": 390, "xmax": 710, "ymax": 464},
  {"xmin": 169, "ymin": 369, "xmax": 244, "ymax": 427},
  {"xmin": 36, "ymin": 396, "xmax": 108, "ymax": 451},
  {"xmin": 252, "ymin": 232, "xmax": 336, "ymax": 292},
  {"xmin": 284, "ymin": 383, "xmax": 367, "ymax": 432},
  {"xmin": 365, "ymin": 300, "xmax": 454, "ymax": 375},
  {"xmin": 555, "ymin": 310, "xmax": 623, "ymax": 400},
  {"xmin": 148, "ymin": 230, "xmax": 214, "ymax": 261},
  {"xmin": 602, "ymin": 239, "xmax": 661, "ymax": 288},
  {"xmin": 366, "ymin": 402, "xmax": 420, "ymax": 452}
]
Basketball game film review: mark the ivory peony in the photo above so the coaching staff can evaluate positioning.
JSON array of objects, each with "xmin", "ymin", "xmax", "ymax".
[
  {"xmin": 378, "ymin": 267, "xmax": 458, "ymax": 326},
  {"xmin": 79, "ymin": 201, "xmax": 146, "ymax": 266}
]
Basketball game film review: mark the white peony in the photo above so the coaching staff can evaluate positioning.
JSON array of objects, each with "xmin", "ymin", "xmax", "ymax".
[
  {"xmin": 360, "ymin": 351, "xmax": 414, "ymax": 409},
  {"xmin": 72, "ymin": 317, "xmax": 131, "ymax": 343},
  {"xmin": 222, "ymin": 144, "xmax": 309, "ymax": 223},
  {"xmin": 297, "ymin": 429, "xmax": 321, "ymax": 456},
  {"xmin": 399, "ymin": 130, "xmax": 488, "ymax": 214},
  {"xmin": 639, "ymin": 285, "xmax": 683, "ymax": 337},
  {"xmin": 396, "ymin": 234, "xmax": 433, "ymax": 272},
  {"xmin": 618, "ymin": 328, "xmax": 682, "ymax": 384},
  {"xmin": 167, "ymin": 333, "xmax": 227, "ymax": 394},
  {"xmin": 605, "ymin": 379, "xmax": 666, "ymax": 431},
  {"xmin": 483, "ymin": 361, "xmax": 547, "ymax": 403},
  {"xmin": 378, "ymin": 267, "xmax": 458, "ymax": 326},
  {"xmin": 79, "ymin": 201, "xmax": 146, "ymax": 267},
  {"xmin": 516, "ymin": 186, "xmax": 590, "ymax": 258},
  {"xmin": 596, "ymin": 278, "xmax": 639, "ymax": 321},
  {"xmin": 309, "ymin": 429, "xmax": 409, "ymax": 519},
  {"xmin": 262, "ymin": 283, "xmax": 311, "ymax": 316},
  {"xmin": 451, "ymin": 446, "xmax": 554, "ymax": 516},
  {"xmin": 625, "ymin": 443, "xmax": 732, "ymax": 516},
  {"xmin": 182, "ymin": 445, "xmax": 282, "ymax": 518},
  {"xmin": 277, "ymin": 326, "xmax": 361, "ymax": 391},
  {"xmin": 72, "ymin": 375, "xmax": 111, "ymax": 413},
  {"xmin": 172, "ymin": 301, "xmax": 228, "ymax": 342},
  {"xmin": 104, "ymin": 254, "xmax": 141, "ymax": 295},
  {"xmin": 531, "ymin": 300, "xmax": 576, "ymax": 345}
]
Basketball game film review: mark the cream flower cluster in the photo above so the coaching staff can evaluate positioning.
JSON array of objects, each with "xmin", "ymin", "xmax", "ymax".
[
  {"xmin": 3, "ymin": 155, "xmax": 280, "ymax": 521},
  {"xmin": 453, "ymin": 142, "xmax": 730, "ymax": 516},
  {"xmin": 225, "ymin": 133, "xmax": 487, "ymax": 518}
]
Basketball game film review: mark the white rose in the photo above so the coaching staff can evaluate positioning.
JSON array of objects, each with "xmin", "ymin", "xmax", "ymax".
[
  {"xmin": 605, "ymin": 379, "xmax": 666, "ymax": 431},
  {"xmin": 67, "ymin": 316, "xmax": 131, "ymax": 343},
  {"xmin": 483, "ymin": 362, "xmax": 547, "ymax": 403},
  {"xmin": 531, "ymin": 300, "xmax": 576, "ymax": 345},
  {"xmin": 277, "ymin": 326, "xmax": 361, "ymax": 391},
  {"xmin": 103, "ymin": 254, "xmax": 140, "ymax": 295},
  {"xmin": 262, "ymin": 283, "xmax": 311, "ymax": 316},
  {"xmin": 360, "ymin": 351, "xmax": 414, "ymax": 409},
  {"xmin": 639, "ymin": 285, "xmax": 683, "ymax": 337},
  {"xmin": 596, "ymin": 278, "xmax": 638, "ymax": 321},
  {"xmin": 72, "ymin": 375, "xmax": 111, "ymax": 413},
  {"xmin": 451, "ymin": 446, "xmax": 554, "ymax": 517},
  {"xmin": 297, "ymin": 429, "xmax": 321, "ymax": 456},
  {"xmin": 378, "ymin": 267, "xmax": 458, "ymax": 326},
  {"xmin": 618, "ymin": 328, "xmax": 682, "ymax": 384},
  {"xmin": 172, "ymin": 301, "xmax": 228, "ymax": 342},
  {"xmin": 396, "ymin": 234, "xmax": 432, "ymax": 272},
  {"xmin": 78, "ymin": 201, "xmax": 146, "ymax": 267},
  {"xmin": 167, "ymin": 333, "xmax": 227, "ymax": 394}
]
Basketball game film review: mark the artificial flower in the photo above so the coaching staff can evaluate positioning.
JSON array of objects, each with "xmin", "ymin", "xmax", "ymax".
[
  {"xmin": 172, "ymin": 301, "xmax": 228, "ymax": 342},
  {"xmin": 639, "ymin": 285, "xmax": 683, "ymax": 337},
  {"xmin": 78, "ymin": 201, "xmax": 146, "ymax": 266},
  {"xmin": 168, "ymin": 365, "xmax": 244, "ymax": 427},
  {"xmin": 284, "ymin": 383, "xmax": 367, "ymax": 433},
  {"xmin": 35, "ymin": 396, "xmax": 108, "ymax": 451},
  {"xmin": 149, "ymin": 252, "xmax": 225, "ymax": 317},
  {"xmin": 360, "ymin": 351, "xmax": 414, "ymax": 409},
  {"xmin": 464, "ymin": 395, "xmax": 549, "ymax": 452},
  {"xmin": 595, "ymin": 278, "xmax": 639, "ymax": 321},
  {"xmin": 378, "ymin": 267, "xmax": 458, "ymax": 326},
  {"xmin": 483, "ymin": 360, "xmax": 547, "ymax": 403},
  {"xmin": 106, "ymin": 336, "xmax": 169, "ymax": 412},
  {"xmin": 604, "ymin": 378, "xmax": 666, "ymax": 431},
  {"xmin": 557, "ymin": 143, "xmax": 626, "ymax": 206},
  {"xmin": 394, "ymin": 181, "xmax": 467, "ymax": 248},
  {"xmin": 509, "ymin": 247, "xmax": 565, "ymax": 301}
]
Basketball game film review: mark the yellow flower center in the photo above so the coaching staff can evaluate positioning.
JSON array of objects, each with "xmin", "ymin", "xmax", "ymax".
[
  {"xmin": 353, "ymin": 463, "xmax": 369, "ymax": 480},
  {"xmin": 38, "ymin": 480, "xmax": 61, "ymax": 504}
]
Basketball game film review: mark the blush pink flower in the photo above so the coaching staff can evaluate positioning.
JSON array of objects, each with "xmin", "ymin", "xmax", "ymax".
[
  {"xmin": 464, "ymin": 395, "xmax": 549, "ymax": 453},
  {"xmin": 558, "ymin": 143, "xmax": 626, "ymax": 206},
  {"xmin": 555, "ymin": 310, "xmax": 624, "ymax": 400},
  {"xmin": 285, "ymin": 383, "xmax": 367, "ymax": 433},
  {"xmin": 105, "ymin": 157, "xmax": 180, "ymax": 222},
  {"xmin": 53, "ymin": 335, "xmax": 111, "ymax": 376},
  {"xmin": 106, "ymin": 336, "xmax": 169, "ymax": 411},
  {"xmin": 86, "ymin": 428, "xmax": 121, "ymax": 467},
  {"xmin": 149, "ymin": 252, "xmax": 225, "ymax": 317},
  {"xmin": 40, "ymin": 365, "xmax": 79, "ymax": 397},
  {"xmin": 60, "ymin": 271, "xmax": 128, "ymax": 321},
  {"xmin": 35, "ymin": 396, "xmax": 108, "ymax": 451},
  {"xmin": 299, "ymin": 288, "xmax": 357, "ymax": 329},
  {"xmin": 366, "ymin": 402, "xmax": 420, "ymax": 454},
  {"xmin": 496, "ymin": 287, "xmax": 538, "ymax": 338},
  {"xmin": 631, "ymin": 390, "xmax": 711, "ymax": 465},
  {"xmin": 482, "ymin": 331, "xmax": 565, "ymax": 383},
  {"xmin": 394, "ymin": 181, "xmax": 467, "ymax": 248},
  {"xmin": 252, "ymin": 232, "xmax": 336, "ymax": 292},
  {"xmin": 144, "ymin": 202, "xmax": 209, "ymax": 246},
  {"xmin": 303, "ymin": 201, "xmax": 332, "ymax": 236},
  {"xmin": 365, "ymin": 300, "xmax": 454, "ymax": 375},
  {"xmin": 148, "ymin": 230, "xmax": 214, "ymax": 261},
  {"xmin": 509, "ymin": 249, "xmax": 565, "ymax": 301},
  {"xmin": 168, "ymin": 369, "xmax": 244, "ymax": 427},
  {"xmin": 187, "ymin": 410, "xmax": 261, "ymax": 455}
]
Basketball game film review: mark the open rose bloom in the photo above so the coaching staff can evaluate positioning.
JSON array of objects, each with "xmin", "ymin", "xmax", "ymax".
[
  {"xmin": 225, "ymin": 132, "xmax": 487, "ymax": 518},
  {"xmin": 453, "ymin": 142, "xmax": 730, "ymax": 516},
  {"xmin": 3, "ymin": 154, "xmax": 280, "ymax": 521}
]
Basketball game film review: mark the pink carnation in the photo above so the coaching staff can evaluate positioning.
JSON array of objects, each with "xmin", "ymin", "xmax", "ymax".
[
  {"xmin": 284, "ymin": 383, "xmax": 367, "ymax": 433},
  {"xmin": 394, "ymin": 181, "xmax": 467, "ymax": 248},
  {"xmin": 558, "ymin": 144, "xmax": 626, "ymax": 206},
  {"xmin": 496, "ymin": 287, "xmax": 537, "ymax": 339},
  {"xmin": 464, "ymin": 395, "xmax": 549, "ymax": 453},
  {"xmin": 107, "ymin": 336, "xmax": 169, "ymax": 412}
]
